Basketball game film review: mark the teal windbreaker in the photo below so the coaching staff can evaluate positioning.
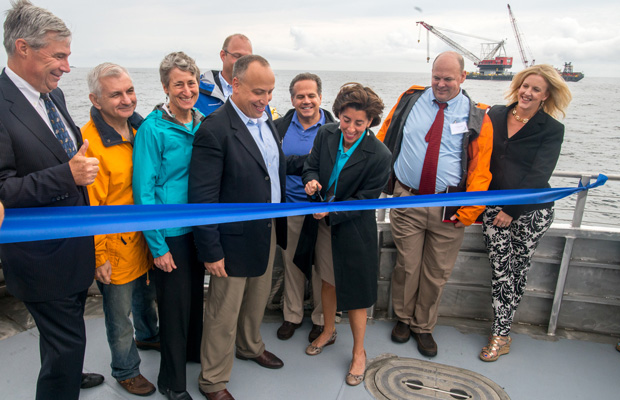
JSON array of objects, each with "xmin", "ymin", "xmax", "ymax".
[{"xmin": 133, "ymin": 104, "xmax": 204, "ymax": 258}]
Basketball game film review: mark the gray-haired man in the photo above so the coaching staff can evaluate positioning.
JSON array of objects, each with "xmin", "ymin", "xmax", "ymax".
[
  {"xmin": 0, "ymin": 1, "xmax": 102, "ymax": 398},
  {"xmin": 83, "ymin": 62, "xmax": 160, "ymax": 396}
]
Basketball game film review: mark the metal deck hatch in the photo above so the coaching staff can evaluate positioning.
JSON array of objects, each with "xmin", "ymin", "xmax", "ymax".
[{"xmin": 365, "ymin": 354, "xmax": 510, "ymax": 400}]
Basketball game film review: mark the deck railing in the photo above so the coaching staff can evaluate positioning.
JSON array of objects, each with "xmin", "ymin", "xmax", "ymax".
[
  {"xmin": 544, "ymin": 172, "xmax": 619, "ymax": 335},
  {"xmin": 376, "ymin": 171, "xmax": 620, "ymax": 336}
]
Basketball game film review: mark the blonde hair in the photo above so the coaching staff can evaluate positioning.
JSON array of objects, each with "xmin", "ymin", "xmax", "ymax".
[{"xmin": 506, "ymin": 64, "xmax": 572, "ymax": 119}]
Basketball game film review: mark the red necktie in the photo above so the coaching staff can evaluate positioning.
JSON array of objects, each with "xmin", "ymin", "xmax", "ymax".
[{"xmin": 418, "ymin": 101, "xmax": 448, "ymax": 195}]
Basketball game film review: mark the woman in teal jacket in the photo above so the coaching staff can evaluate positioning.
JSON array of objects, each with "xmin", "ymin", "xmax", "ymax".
[{"xmin": 133, "ymin": 51, "xmax": 204, "ymax": 400}]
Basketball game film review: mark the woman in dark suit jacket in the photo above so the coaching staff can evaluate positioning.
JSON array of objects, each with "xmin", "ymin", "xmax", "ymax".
[
  {"xmin": 294, "ymin": 83, "xmax": 391, "ymax": 386},
  {"xmin": 480, "ymin": 65, "xmax": 572, "ymax": 362}
]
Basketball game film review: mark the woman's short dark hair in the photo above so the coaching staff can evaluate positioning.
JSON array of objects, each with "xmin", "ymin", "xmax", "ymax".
[{"xmin": 332, "ymin": 83, "xmax": 384, "ymax": 127}]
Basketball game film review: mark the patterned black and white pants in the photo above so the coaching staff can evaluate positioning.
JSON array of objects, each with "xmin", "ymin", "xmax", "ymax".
[{"xmin": 482, "ymin": 206, "xmax": 554, "ymax": 336}]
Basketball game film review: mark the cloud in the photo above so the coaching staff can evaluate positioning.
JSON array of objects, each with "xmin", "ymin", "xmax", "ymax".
[{"xmin": 1, "ymin": 0, "xmax": 619, "ymax": 76}]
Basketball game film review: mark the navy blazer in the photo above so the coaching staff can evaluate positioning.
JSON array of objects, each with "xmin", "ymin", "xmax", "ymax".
[
  {"xmin": 488, "ymin": 103, "xmax": 564, "ymax": 218},
  {"xmin": 0, "ymin": 70, "xmax": 95, "ymax": 302},
  {"xmin": 189, "ymin": 99, "xmax": 287, "ymax": 277}
]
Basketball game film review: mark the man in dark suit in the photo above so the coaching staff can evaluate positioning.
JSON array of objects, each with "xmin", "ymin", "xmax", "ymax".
[
  {"xmin": 0, "ymin": 1, "xmax": 103, "ymax": 399},
  {"xmin": 189, "ymin": 55, "xmax": 286, "ymax": 400}
]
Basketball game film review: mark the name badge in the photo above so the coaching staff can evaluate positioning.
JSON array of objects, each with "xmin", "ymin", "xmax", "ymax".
[{"xmin": 450, "ymin": 121, "xmax": 468, "ymax": 135}]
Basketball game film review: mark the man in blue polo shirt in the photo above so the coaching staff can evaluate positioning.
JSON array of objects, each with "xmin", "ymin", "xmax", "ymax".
[{"xmin": 273, "ymin": 73, "xmax": 335, "ymax": 342}]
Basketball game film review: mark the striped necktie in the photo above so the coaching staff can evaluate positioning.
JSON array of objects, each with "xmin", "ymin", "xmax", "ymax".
[{"xmin": 41, "ymin": 93, "xmax": 77, "ymax": 158}]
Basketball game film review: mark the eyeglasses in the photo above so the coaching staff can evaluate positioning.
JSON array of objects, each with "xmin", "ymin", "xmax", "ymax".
[{"xmin": 224, "ymin": 50, "xmax": 244, "ymax": 59}]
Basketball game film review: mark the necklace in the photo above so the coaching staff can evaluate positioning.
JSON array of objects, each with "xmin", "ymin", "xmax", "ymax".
[{"xmin": 512, "ymin": 108, "xmax": 529, "ymax": 123}]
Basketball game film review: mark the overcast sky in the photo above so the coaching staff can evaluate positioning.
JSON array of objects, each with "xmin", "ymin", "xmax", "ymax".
[{"xmin": 1, "ymin": 0, "xmax": 619, "ymax": 77}]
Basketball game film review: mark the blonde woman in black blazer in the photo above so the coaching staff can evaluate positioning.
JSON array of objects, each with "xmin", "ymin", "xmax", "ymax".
[{"xmin": 480, "ymin": 65, "xmax": 572, "ymax": 362}]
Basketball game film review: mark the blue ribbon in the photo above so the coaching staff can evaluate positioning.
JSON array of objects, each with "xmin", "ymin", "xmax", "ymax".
[{"xmin": 0, "ymin": 174, "xmax": 607, "ymax": 244}]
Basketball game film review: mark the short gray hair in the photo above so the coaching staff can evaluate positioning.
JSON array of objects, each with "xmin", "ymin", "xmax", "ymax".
[
  {"xmin": 232, "ymin": 54, "xmax": 270, "ymax": 81},
  {"xmin": 289, "ymin": 73, "xmax": 322, "ymax": 97},
  {"xmin": 159, "ymin": 51, "xmax": 200, "ymax": 87},
  {"xmin": 3, "ymin": 0, "xmax": 71, "ymax": 56},
  {"xmin": 87, "ymin": 62, "xmax": 131, "ymax": 97}
]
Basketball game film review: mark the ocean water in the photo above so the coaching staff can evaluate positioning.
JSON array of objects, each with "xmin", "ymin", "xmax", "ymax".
[{"xmin": 59, "ymin": 68, "xmax": 619, "ymax": 227}]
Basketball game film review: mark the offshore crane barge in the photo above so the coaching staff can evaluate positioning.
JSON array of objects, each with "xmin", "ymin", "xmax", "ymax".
[
  {"xmin": 417, "ymin": 4, "xmax": 584, "ymax": 82},
  {"xmin": 416, "ymin": 20, "xmax": 514, "ymax": 80}
]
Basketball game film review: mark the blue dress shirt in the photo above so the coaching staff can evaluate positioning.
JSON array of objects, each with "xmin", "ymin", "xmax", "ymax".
[
  {"xmin": 394, "ymin": 88, "xmax": 469, "ymax": 193},
  {"xmin": 230, "ymin": 99, "xmax": 281, "ymax": 203},
  {"xmin": 218, "ymin": 71, "xmax": 233, "ymax": 99}
]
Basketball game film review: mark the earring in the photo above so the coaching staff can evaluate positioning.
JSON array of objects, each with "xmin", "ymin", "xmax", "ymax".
[{"xmin": 540, "ymin": 100, "xmax": 545, "ymax": 109}]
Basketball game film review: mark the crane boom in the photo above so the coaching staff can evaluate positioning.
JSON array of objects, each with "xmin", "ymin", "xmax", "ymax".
[
  {"xmin": 416, "ymin": 20, "xmax": 513, "ymax": 75},
  {"xmin": 507, "ymin": 4, "xmax": 533, "ymax": 68},
  {"xmin": 483, "ymin": 40, "xmax": 506, "ymax": 60},
  {"xmin": 416, "ymin": 21, "xmax": 480, "ymax": 64}
]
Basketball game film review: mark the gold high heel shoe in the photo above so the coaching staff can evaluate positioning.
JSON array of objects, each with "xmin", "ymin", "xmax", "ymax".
[
  {"xmin": 345, "ymin": 351, "xmax": 366, "ymax": 386},
  {"xmin": 305, "ymin": 330, "xmax": 337, "ymax": 356},
  {"xmin": 479, "ymin": 335, "xmax": 511, "ymax": 362}
]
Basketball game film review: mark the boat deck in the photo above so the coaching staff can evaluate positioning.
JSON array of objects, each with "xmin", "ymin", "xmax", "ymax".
[{"xmin": 0, "ymin": 296, "xmax": 618, "ymax": 400}]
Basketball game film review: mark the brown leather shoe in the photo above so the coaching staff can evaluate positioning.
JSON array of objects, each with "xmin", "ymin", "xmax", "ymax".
[
  {"xmin": 235, "ymin": 350, "xmax": 283, "ymax": 369},
  {"xmin": 391, "ymin": 321, "xmax": 411, "ymax": 343},
  {"xmin": 118, "ymin": 374, "xmax": 156, "ymax": 396},
  {"xmin": 199, "ymin": 388, "xmax": 235, "ymax": 400},
  {"xmin": 277, "ymin": 321, "xmax": 302, "ymax": 340},
  {"xmin": 308, "ymin": 324, "xmax": 324, "ymax": 343},
  {"xmin": 413, "ymin": 332, "xmax": 437, "ymax": 357}
]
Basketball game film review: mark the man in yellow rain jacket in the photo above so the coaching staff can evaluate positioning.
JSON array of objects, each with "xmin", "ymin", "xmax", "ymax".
[{"xmin": 82, "ymin": 63, "xmax": 159, "ymax": 396}]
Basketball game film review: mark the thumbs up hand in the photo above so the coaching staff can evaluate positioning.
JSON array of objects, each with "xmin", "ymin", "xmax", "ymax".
[{"xmin": 69, "ymin": 139, "xmax": 100, "ymax": 186}]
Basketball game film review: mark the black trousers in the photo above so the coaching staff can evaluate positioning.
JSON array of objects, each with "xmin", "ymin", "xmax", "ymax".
[
  {"xmin": 153, "ymin": 232, "xmax": 204, "ymax": 391},
  {"xmin": 24, "ymin": 289, "xmax": 88, "ymax": 400}
]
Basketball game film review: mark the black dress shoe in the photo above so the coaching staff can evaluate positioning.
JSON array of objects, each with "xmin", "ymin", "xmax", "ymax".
[
  {"xmin": 277, "ymin": 321, "xmax": 302, "ymax": 340},
  {"xmin": 235, "ymin": 350, "xmax": 283, "ymax": 369},
  {"xmin": 81, "ymin": 372, "xmax": 104, "ymax": 389},
  {"xmin": 159, "ymin": 385, "xmax": 193, "ymax": 400},
  {"xmin": 135, "ymin": 338, "xmax": 161, "ymax": 352},
  {"xmin": 413, "ymin": 332, "xmax": 438, "ymax": 357},
  {"xmin": 391, "ymin": 321, "xmax": 411, "ymax": 343},
  {"xmin": 308, "ymin": 324, "xmax": 324, "ymax": 343}
]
